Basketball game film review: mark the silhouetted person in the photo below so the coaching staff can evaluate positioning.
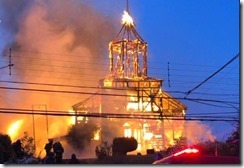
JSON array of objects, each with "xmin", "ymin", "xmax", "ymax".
[
  {"xmin": 12, "ymin": 139, "xmax": 24, "ymax": 158},
  {"xmin": 95, "ymin": 146, "xmax": 99, "ymax": 157},
  {"xmin": 44, "ymin": 139, "xmax": 53, "ymax": 157},
  {"xmin": 68, "ymin": 153, "xmax": 80, "ymax": 164},
  {"xmin": 43, "ymin": 152, "xmax": 55, "ymax": 164},
  {"xmin": 53, "ymin": 141, "xmax": 64, "ymax": 164}
]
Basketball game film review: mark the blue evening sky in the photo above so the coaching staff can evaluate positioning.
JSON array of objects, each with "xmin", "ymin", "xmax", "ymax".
[{"xmin": 0, "ymin": 0, "xmax": 240, "ymax": 141}]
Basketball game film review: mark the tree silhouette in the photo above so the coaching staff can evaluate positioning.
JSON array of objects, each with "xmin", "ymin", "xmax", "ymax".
[
  {"xmin": 0, "ymin": 133, "xmax": 13, "ymax": 163},
  {"xmin": 66, "ymin": 121, "xmax": 99, "ymax": 151},
  {"xmin": 20, "ymin": 132, "xmax": 35, "ymax": 156}
]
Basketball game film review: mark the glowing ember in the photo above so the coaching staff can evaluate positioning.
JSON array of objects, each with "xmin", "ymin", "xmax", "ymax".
[
  {"xmin": 122, "ymin": 11, "xmax": 134, "ymax": 26},
  {"xmin": 7, "ymin": 120, "xmax": 23, "ymax": 141},
  {"xmin": 144, "ymin": 132, "xmax": 153, "ymax": 141},
  {"xmin": 68, "ymin": 110, "xmax": 76, "ymax": 125},
  {"xmin": 124, "ymin": 128, "xmax": 132, "ymax": 137},
  {"xmin": 126, "ymin": 97, "xmax": 159, "ymax": 112},
  {"xmin": 93, "ymin": 130, "xmax": 100, "ymax": 140}
]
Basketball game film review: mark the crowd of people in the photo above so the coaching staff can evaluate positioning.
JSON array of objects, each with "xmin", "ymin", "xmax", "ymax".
[
  {"xmin": 7, "ymin": 138, "xmax": 82, "ymax": 164},
  {"xmin": 43, "ymin": 138, "xmax": 80, "ymax": 164}
]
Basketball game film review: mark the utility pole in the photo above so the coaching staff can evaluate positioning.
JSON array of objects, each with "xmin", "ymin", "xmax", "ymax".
[
  {"xmin": 31, "ymin": 105, "xmax": 36, "ymax": 155},
  {"xmin": 31, "ymin": 104, "xmax": 48, "ymax": 156},
  {"xmin": 0, "ymin": 48, "xmax": 14, "ymax": 74},
  {"xmin": 126, "ymin": 0, "xmax": 129, "ymax": 12}
]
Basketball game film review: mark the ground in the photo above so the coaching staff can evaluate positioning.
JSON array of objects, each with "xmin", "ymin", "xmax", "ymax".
[{"xmin": 64, "ymin": 154, "xmax": 155, "ymax": 164}]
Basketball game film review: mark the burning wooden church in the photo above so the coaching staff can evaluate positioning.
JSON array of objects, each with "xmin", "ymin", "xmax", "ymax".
[{"xmin": 71, "ymin": 9, "xmax": 187, "ymax": 154}]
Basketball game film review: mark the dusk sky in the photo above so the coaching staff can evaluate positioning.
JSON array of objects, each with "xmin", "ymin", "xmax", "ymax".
[
  {"xmin": 84, "ymin": 0, "xmax": 240, "ymax": 141},
  {"xmin": 0, "ymin": 0, "xmax": 240, "ymax": 149}
]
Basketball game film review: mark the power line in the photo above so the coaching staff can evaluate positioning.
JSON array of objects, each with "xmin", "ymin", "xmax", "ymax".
[
  {"xmin": 11, "ymin": 51, "xmax": 239, "ymax": 77},
  {"xmin": 189, "ymin": 99, "xmax": 239, "ymax": 110},
  {"xmin": 0, "ymin": 84, "xmax": 239, "ymax": 112},
  {"xmin": 11, "ymin": 58, "xmax": 239, "ymax": 77},
  {"xmin": 11, "ymin": 49, "xmax": 109, "ymax": 61},
  {"xmin": 0, "ymin": 80, "xmax": 165, "ymax": 92},
  {"xmin": 10, "ymin": 50, "xmax": 239, "ymax": 94},
  {"xmin": 0, "ymin": 108, "xmax": 239, "ymax": 122},
  {"xmin": 3, "ymin": 80, "xmax": 234, "ymax": 95},
  {"xmin": 7, "ymin": 64, "xmax": 238, "ymax": 89},
  {"xmin": 187, "ymin": 111, "xmax": 239, "ymax": 116},
  {"xmin": 2, "ymin": 73, "xmax": 101, "ymax": 84},
  {"xmin": 0, "ymin": 48, "xmax": 14, "ymax": 74},
  {"xmin": 0, "ymin": 76, "xmax": 239, "ymax": 115},
  {"xmin": 0, "ymin": 85, "xmax": 239, "ymax": 103},
  {"xmin": 13, "ymin": 58, "xmax": 109, "ymax": 69},
  {"xmin": 5, "ymin": 56, "xmax": 239, "ymax": 91},
  {"xmin": 11, "ymin": 49, "xmax": 238, "ymax": 71},
  {"xmin": 0, "ymin": 80, "xmax": 239, "ymax": 110},
  {"xmin": 7, "ymin": 68, "xmax": 238, "ymax": 88},
  {"xmin": 184, "ymin": 53, "xmax": 239, "ymax": 98}
]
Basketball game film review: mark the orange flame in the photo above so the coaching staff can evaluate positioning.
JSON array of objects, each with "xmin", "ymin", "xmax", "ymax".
[
  {"xmin": 68, "ymin": 109, "xmax": 76, "ymax": 125},
  {"xmin": 7, "ymin": 120, "xmax": 23, "ymax": 141},
  {"xmin": 122, "ymin": 11, "xmax": 134, "ymax": 26},
  {"xmin": 127, "ymin": 97, "xmax": 159, "ymax": 112}
]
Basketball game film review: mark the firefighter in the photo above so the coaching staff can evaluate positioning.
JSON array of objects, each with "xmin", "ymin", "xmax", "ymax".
[
  {"xmin": 53, "ymin": 141, "xmax": 64, "ymax": 164},
  {"xmin": 43, "ymin": 152, "xmax": 55, "ymax": 164},
  {"xmin": 44, "ymin": 139, "xmax": 53, "ymax": 157}
]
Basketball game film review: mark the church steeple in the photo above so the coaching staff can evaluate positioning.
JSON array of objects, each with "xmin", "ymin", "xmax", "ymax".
[{"xmin": 108, "ymin": 4, "xmax": 148, "ymax": 79}]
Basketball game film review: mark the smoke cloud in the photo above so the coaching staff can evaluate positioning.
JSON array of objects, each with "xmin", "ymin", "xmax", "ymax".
[
  {"xmin": 0, "ymin": 0, "xmax": 116, "ymax": 158},
  {"xmin": 185, "ymin": 121, "xmax": 216, "ymax": 144},
  {"xmin": 0, "ymin": 0, "xmax": 216, "ymax": 159}
]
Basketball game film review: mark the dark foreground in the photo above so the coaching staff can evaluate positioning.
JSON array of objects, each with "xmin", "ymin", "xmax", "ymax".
[
  {"xmin": 63, "ymin": 154, "xmax": 156, "ymax": 164},
  {"xmin": 5, "ymin": 154, "xmax": 240, "ymax": 164}
]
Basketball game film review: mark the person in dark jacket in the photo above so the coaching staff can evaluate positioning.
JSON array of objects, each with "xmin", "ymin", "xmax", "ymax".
[
  {"xmin": 44, "ymin": 139, "xmax": 53, "ymax": 157},
  {"xmin": 43, "ymin": 152, "xmax": 55, "ymax": 164},
  {"xmin": 53, "ymin": 141, "xmax": 64, "ymax": 164}
]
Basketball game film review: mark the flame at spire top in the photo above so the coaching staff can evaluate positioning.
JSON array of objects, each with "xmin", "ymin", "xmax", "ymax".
[{"xmin": 121, "ymin": 11, "xmax": 134, "ymax": 26}]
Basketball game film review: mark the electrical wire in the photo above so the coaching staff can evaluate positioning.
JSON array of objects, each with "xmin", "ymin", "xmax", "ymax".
[
  {"xmin": 4, "ymin": 80, "xmax": 237, "ymax": 95},
  {"xmin": 11, "ymin": 49, "xmax": 239, "ymax": 70},
  {"xmin": 10, "ymin": 50, "xmax": 239, "ymax": 80},
  {"xmin": 1, "ymin": 50, "xmax": 239, "ymax": 123},
  {"xmin": 0, "ymin": 84, "xmax": 239, "ymax": 105},
  {"xmin": 0, "ymin": 108, "xmax": 239, "ymax": 122},
  {"xmin": 184, "ymin": 53, "xmax": 239, "ymax": 98}
]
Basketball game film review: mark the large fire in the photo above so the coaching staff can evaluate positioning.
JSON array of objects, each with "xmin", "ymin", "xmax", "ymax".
[
  {"xmin": 127, "ymin": 97, "xmax": 159, "ymax": 112},
  {"xmin": 68, "ymin": 109, "xmax": 76, "ymax": 125},
  {"xmin": 7, "ymin": 120, "xmax": 23, "ymax": 141},
  {"xmin": 122, "ymin": 11, "xmax": 134, "ymax": 26}
]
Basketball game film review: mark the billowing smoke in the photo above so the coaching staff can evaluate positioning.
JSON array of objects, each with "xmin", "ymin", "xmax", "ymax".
[
  {"xmin": 158, "ymin": 119, "xmax": 216, "ymax": 149},
  {"xmin": 0, "ymin": 0, "xmax": 217, "ymax": 159},
  {"xmin": 0, "ymin": 0, "xmax": 116, "ymax": 158},
  {"xmin": 184, "ymin": 121, "xmax": 216, "ymax": 144}
]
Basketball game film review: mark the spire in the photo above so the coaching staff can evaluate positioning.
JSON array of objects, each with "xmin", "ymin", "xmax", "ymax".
[
  {"xmin": 126, "ymin": 0, "xmax": 129, "ymax": 13},
  {"xmin": 112, "ymin": 2, "xmax": 144, "ymax": 42},
  {"xmin": 108, "ymin": 2, "xmax": 148, "ymax": 79}
]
